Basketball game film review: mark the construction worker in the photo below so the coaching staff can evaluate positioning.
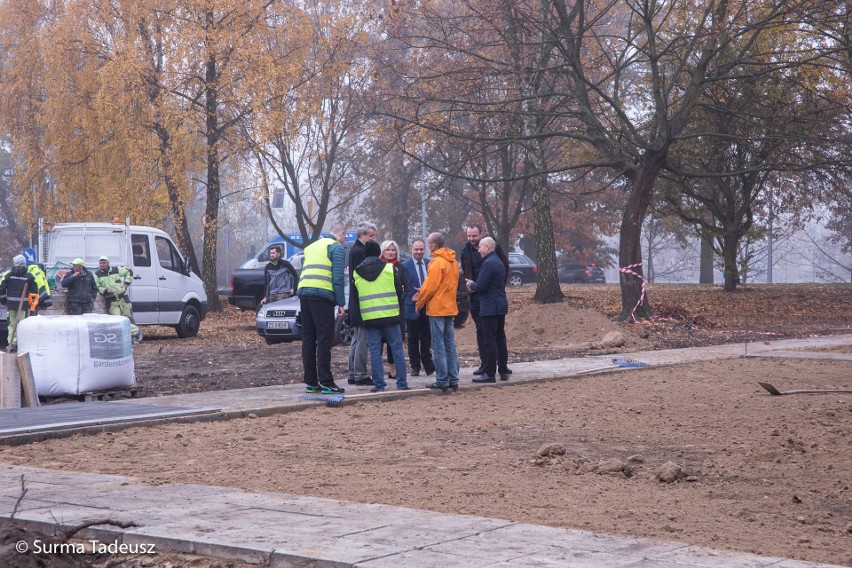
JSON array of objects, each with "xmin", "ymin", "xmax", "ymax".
[
  {"xmin": 26, "ymin": 259, "xmax": 52, "ymax": 311},
  {"xmin": 95, "ymin": 255, "xmax": 142, "ymax": 344},
  {"xmin": 61, "ymin": 258, "xmax": 98, "ymax": 314},
  {"xmin": 0, "ymin": 255, "xmax": 38, "ymax": 349}
]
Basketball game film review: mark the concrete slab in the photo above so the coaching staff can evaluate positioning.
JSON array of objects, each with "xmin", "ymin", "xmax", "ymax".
[
  {"xmin": 0, "ymin": 465, "xmax": 843, "ymax": 568},
  {"xmin": 0, "ymin": 401, "xmax": 220, "ymax": 436},
  {"xmin": 744, "ymin": 350, "xmax": 852, "ymax": 362},
  {"xmin": 357, "ymin": 547, "xmax": 498, "ymax": 568}
]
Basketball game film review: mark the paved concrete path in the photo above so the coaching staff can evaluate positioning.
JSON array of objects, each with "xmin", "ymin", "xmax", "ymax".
[
  {"xmin": 0, "ymin": 464, "xmax": 843, "ymax": 568},
  {"xmin": 124, "ymin": 334, "xmax": 852, "ymax": 415}
]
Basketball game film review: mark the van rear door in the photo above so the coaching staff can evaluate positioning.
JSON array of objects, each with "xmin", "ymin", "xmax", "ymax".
[{"xmin": 129, "ymin": 233, "xmax": 159, "ymax": 324}]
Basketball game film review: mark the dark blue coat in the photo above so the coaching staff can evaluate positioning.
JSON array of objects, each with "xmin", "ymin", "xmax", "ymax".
[
  {"xmin": 401, "ymin": 256, "xmax": 429, "ymax": 321},
  {"xmin": 469, "ymin": 251, "xmax": 508, "ymax": 317}
]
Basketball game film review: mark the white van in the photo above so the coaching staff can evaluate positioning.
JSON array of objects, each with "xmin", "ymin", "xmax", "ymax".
[{"xmin": 39, "ymin": 221, "xmax": 208, "ymax": 337}]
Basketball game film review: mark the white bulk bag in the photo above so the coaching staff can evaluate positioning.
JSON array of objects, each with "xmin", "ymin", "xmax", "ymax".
[{"xmin": 16, "ymin": 314, "xmax": 136, "ymax": 396}]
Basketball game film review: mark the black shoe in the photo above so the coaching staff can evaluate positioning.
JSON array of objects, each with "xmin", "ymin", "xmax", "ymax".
[
  {"xmin": 410, "ymin": 369, "xmax": 421, "ymax": 377},
  {"xmin": 473, "ymin": 376, "xmax": 496, "ymax": 383},
  {"xmin": 425, "ymin": 368, "xmax": 435, "ymax": 376},
  {"xmin": 449, "ymin": 384, "xmax": 459, "ymax": 392},
  {"xmin": 425, "ymin": 382, "xmax": 449, "ymax": 392},
  {"xmin": 321, "ymin": 384, "xmax": 345, "ymax": 394},
  {"xmin": 305, "ymin": 384, "xmax": 322, "ymax": 393},
  {"xmin": 499, "ymin": 372, "xmax": 510, "ymax": 381},
  {"xmin": 506, "ymin": 368, "xmax": 513, "ymax": 375},
  {"xmin": 369, "ymin": 386, "xmax": 386, "ymax": 393},
  {"xmin": 472, "ymin": 367, "xmax": 484, "ymax": 376},
  {"xmin": 347, "ymin": 378, "xmax": 356, "ymax": 385},
  {"xmin": 354, "ymin": 378, "xmax": 374, "ymax": 386}
]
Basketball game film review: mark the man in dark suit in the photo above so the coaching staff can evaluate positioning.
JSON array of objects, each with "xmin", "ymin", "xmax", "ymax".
[{"xmin": 401, "ymin": 238, "xmax": 435, "ymax": 376}]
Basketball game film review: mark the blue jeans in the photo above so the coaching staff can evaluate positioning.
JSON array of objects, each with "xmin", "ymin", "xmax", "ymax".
[
  {"xmin": 429, "ymin": 316, "xmax": 459, "ymax": 387},
  {"xmin": 366, "ymin": 325, "xmax": 408, "ymax": 389}
]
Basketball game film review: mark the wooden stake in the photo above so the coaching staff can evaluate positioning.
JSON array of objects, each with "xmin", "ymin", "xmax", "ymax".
[
  {"xmin": 0, "ymin": 352, "xmax": 22, "ymax": 409},
  {"xmin": 17, "ymin": 352, "xmax": 39, "ymax": 407}
]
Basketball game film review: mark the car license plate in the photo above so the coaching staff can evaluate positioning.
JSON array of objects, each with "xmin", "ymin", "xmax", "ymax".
[{"xmin": 267, "ymin": 321, "xmax": 290, "ymax": 330}]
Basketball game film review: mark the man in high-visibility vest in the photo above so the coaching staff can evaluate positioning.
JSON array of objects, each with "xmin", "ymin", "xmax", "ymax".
[
  {"xmin": 26, "ymin": 260, "xmax": 53, "ymax": 311},
  {"xmin": 353, "ymin": 241, "xmax": 408, "ymax": 392},
  {"xmin": 95, "ymin": 255, "xmax": 142, "ymax": 344},
  {"xmin": 296, "ymin": 224, "xmax": 347, "ymax": 395}
]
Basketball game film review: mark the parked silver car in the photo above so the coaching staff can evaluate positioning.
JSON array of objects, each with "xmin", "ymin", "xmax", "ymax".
[{"xmin": 255, "ymin": 291, "xmax": 352, "ymax": 346}]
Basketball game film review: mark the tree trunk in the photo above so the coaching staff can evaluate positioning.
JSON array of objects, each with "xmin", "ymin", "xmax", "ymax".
[
  {"xmin": 721, "ymin": 235, "xmax": 739, "ymax": 291},
  {"xmin": 530, "ymin": 171, "xmax": 561, "ymax": 303},
  {"xmin": 618, "ymin": 156, "xmax": 662, "ymax": 321},
  {"xmin": 699, "ymin": 234, "xmax": 714, "ymax": 284},
  {"xmin": 202, "ymin": 38, "xmax": 222, "ymax": 312},
  {"xmin": 156, "ymin": 122, "xmax": 200, "ymax": 276}
]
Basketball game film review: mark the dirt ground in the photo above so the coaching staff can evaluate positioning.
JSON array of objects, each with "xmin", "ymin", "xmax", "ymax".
[
  {"xmin": 3, "ymin": 357, "xmax": 851, "ymax": 565},
  {"xmin": 3, "ymin": 284, "xmax": 851, "ymax": 567},
  {"xmin": 129, "ymin": 283, "xmax": 852, "ymax": 397}
]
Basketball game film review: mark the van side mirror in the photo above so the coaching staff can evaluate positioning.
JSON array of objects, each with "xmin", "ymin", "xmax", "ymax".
[{"xmin": 183, "ymin": 257, "xmax": 192, "ymax": 276}]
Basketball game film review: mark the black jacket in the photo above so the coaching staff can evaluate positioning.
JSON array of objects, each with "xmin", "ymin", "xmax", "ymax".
[
  {"xmin": 348, "ymin": 240, "xmax": 367, "ymax": 326},
  {"xmin": 469, "ymin": 251, "xmax": 508, "ymax": 316},
  {"xmin": 0, "ymin": 266, "xmax": 38, "ymax": 307},
  {"xmin": 461, "ymin": 242, "xmax": 509, "ymax": 285},
  {"xmin": 264, "ymin": 258, "xmax": 298, "ymax": 297},
  {"xmin": 61, "ymin": 268, "xmax": 98, "ymax": 305},
  {"xmin": 353, "ymin": 256, "xmax": 404, "ymax": 329}
]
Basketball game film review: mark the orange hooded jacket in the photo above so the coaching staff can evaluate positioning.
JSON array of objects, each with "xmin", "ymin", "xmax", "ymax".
[{"xmin": 415, "ymin": 247, "xmax": 459, "ymax": 317}]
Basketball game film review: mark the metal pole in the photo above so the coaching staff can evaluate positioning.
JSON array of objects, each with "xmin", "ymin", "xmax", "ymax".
[
  {"xmin": 767, "ymin": 189, "xmax": 773, "ymax": 283},
  {"xmin": 420, "ymin": 146, "xmax": 427, "ymax": 248}
]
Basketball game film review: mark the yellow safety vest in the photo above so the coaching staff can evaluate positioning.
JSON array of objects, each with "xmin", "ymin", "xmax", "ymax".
[
  {"xmin": 354, "ymin": 263, "xmax": 399, "ymax": 322},
  {"xmin": 297, "ymin": 237, "xmax": 335, "ymax": 292},
  {"xmin": 27, "ymin": 264, "xmax": 51, "ymax": 301}
]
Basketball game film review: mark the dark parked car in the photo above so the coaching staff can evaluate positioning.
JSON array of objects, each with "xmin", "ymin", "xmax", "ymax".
[
  {"xmin": 507, "ymin": 253, "xmax": 537, "ymax": 287},
  {"xmin": 557, "ymin": 261, "xmax": 606, "ymax": 284}
]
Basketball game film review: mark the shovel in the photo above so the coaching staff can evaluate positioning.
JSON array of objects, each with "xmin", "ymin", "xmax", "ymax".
[{"xmin": 757, "ymin": 382, "xmax": 852, "ymax": 396}]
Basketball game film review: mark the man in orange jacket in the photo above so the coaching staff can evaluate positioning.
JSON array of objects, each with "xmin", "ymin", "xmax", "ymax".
[{"xmin": 414, "ymin": 232, "xmax": 460, "ymax": 393}]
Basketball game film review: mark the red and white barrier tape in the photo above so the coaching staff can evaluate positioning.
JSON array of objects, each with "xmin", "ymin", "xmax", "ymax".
[{"xmin": 619, "ymin": 262, "xmax": 646, "ymax": 322}]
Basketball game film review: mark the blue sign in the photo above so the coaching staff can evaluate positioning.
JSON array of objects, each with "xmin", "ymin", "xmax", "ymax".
[{"xmin": 22, "ymin": 248, "xmax": 37, "ymax": 265}]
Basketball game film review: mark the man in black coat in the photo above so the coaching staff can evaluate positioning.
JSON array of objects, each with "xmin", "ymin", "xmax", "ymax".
[
  {"xmin": 347, "ymin": 223, "xmax": 377, "ymax": 385},
  {"xmin": 61, "ymin": 258, "xmax": 98, "ymax": 315},
  {"xmin": 261, "ymin": 245, "xmax": 298, "ymax": 305},
  {"xmin": 459, "ymin": 224, "xmax": 510, "ymax": 375},
  {"xmin": 0, "ymin": 255, "xmax": 39, "ymax": 347},
  {"xmin": 465, "ymin": 237, "xmax": 509, "ymax": 382}
]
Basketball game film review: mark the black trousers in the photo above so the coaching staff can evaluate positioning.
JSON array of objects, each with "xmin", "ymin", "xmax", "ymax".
[
  {"xmin": 406, "ymin": 312, "xmax": 434, "ymax": 373},
  {"xmin": 470, "ymin": 297, "xmax": 486, "ymax": 367},
  {"xmin": 68, "ymin": 301, "xmax": 94, "ymax": 315},
  {"xmin": 481, "ymin": 314, "xmax": 508, "ymax": 379},
  {"xmin": 300, "ymin": 297, "xmax": 336, "ymax": 387}
]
